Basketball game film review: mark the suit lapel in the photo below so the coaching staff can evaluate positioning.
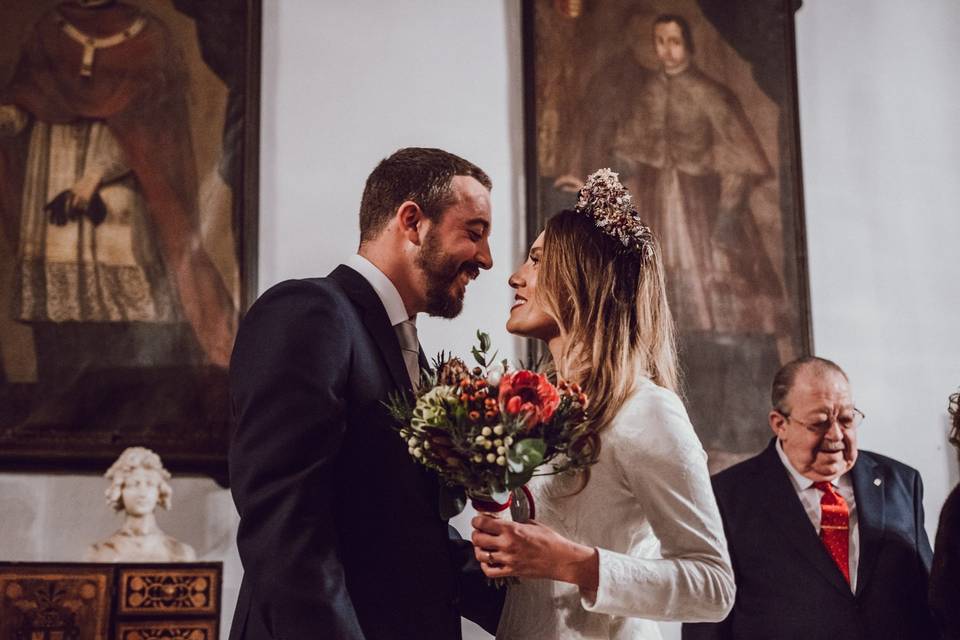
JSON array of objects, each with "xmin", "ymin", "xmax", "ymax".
[
  {"xmin": 329, "ymin": 265, "xmax": 444, "ymax": 517},
  {"xmin": 850, "ymin": 452, "xmax": 885, "ymax": 597},
  {"xmin": 754, "ymin": 440, "xmax": 852, "ymax": 596},
  {"xmin": 329, "ymin": 265, "xmax": 412, "ymax": 395}
]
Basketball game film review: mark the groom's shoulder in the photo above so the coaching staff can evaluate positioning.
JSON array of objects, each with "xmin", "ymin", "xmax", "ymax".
[
  {"xmin": 244, "ymin": 275, "xmax": 353, "ymax": 328},
  {"xmin": 264, "ymin": 276, "xmax": 341, "ymax": 294},
  {"xmin": 257, "ymin": 267, "xmax": 347, "ymax": 303}
]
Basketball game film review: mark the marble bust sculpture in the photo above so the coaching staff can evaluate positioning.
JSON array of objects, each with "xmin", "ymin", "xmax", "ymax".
[{"xmin": 85, "ymin": 447, "xmax": 196, "ymax": 562}]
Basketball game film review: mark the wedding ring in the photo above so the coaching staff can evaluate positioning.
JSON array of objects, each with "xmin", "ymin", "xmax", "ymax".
[{"xmin": 487, "ymin": 551, "xmax": 495, "ymax": 564}]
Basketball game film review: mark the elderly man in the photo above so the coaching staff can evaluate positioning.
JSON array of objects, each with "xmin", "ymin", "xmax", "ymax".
[{"xmin": 684, "ymin": 356, "xmax": 936, "ymax": 639}]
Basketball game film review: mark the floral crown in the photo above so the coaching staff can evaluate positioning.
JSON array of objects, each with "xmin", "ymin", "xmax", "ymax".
[{"xmin": 575, "ymin": 168, "xmax": 654, "ymax": 261}]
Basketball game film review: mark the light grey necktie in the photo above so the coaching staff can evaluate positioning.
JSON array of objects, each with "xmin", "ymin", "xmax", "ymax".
[{"xmin": 394, "ymin": 319, "xmax": 420, "ymax": 390}]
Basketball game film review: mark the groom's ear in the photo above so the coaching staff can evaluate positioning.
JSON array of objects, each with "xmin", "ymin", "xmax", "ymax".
[{"xmin": 396, "ymin": 200, "xmax": 425, "ymax": 246}]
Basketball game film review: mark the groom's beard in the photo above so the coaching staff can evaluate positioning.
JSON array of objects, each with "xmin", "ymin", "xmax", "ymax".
[{"xmin": 416, "ymin": 231, "xmax": 480, "ymax": 319}]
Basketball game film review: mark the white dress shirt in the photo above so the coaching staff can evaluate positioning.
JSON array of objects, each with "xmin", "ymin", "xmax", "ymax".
[
  {"xmin": 775, "ymin": 438, "xmax": 860, "ymax": 591},
  {"xmin": 345, "ymin": 254, "xmax": 412, "ymax": 328}
]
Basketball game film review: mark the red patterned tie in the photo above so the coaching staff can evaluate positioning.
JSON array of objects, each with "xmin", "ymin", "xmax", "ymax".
[{"xmin": 813, "ymin": 481, "xmax": 850, "ymax": 584}]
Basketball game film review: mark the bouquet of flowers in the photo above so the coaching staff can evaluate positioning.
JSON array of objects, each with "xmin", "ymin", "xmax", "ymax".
[{"xmin": 387, "ymin": 332, "xmax": 596, "ymax": 520}]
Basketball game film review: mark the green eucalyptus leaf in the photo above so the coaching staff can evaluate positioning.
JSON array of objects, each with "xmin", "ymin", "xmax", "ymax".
[
  {"xmin": 479, "ymin": 331, "xmax": 491, "ymax": 352},
  {"xmin": 506, "ymin": 467, "xmax": 535, "ymax": 488},
  {"xmin": 471, "ymin": 347, "xmax": 487, "ymax": 367},
  {"xmin": 509, "ymin": 438, "xmax": 546, "ymax": 470}
]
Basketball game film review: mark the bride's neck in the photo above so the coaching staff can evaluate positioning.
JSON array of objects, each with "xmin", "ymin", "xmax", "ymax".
[{"xmin": 547, "ymin": 335, "xmax": 568, "ymax": 379}]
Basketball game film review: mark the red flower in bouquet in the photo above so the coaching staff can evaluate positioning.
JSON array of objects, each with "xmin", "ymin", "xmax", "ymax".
[{"xmin": 498, "ymin": 370, "xmax": 561, "ymax": 430}]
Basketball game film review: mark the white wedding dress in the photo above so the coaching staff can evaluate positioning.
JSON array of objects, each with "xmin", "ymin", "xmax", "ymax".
[{"xmin": 496, "ymin": 377, "xmax": 735, "ymax": 639}]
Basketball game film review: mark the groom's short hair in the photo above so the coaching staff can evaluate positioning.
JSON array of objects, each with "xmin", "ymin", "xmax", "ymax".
[{"xmin": 359, "ymin": 147, "xmax": 491, "ymax": 243}]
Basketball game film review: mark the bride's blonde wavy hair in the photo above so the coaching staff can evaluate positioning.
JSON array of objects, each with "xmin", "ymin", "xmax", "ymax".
[{"xmin": 538, "ymin": 210, "xmax": 679, "ymax": 469}]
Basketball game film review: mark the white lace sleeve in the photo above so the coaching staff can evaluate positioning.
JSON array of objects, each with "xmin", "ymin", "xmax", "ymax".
[{"xmin": 580, "ymin": 387, "xmax": 735, "ymax": 622}]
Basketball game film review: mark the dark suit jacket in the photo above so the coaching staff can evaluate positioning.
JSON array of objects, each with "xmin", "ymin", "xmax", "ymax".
[
  {"xmin": 683, "ymin": 438, "xmax": 936, "ymax": 640},
  {"xmin": 228, "ymin": 266, "xmax": 503, "ymax": 640},
  {"xmin": 931, "ymin": 483, "xmax": 960, "ymax": 639}
]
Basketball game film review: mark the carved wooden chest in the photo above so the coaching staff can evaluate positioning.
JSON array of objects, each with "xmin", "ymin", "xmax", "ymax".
[{"xmin": 0, "ymin": 562, "xmax": 222, "ymax": 640}]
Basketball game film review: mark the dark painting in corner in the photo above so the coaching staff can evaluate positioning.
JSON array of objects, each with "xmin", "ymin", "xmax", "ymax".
[
  {"xmin": 0, "ymin": 0, "xmax": 260, "ymax": 482},
  {"xmin": 523, "ymin": 0, "xmax": 811, "ymax": 472}
]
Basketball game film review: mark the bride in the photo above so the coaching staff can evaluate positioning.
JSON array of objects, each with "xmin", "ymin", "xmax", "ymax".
[{"xmin": 471, "ymin": 170, "xmax": 734, "ymax": 638}]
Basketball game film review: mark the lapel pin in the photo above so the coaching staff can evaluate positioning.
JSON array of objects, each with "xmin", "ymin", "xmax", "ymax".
[{"xmin": 873, "ymin": 478, "xmax": 882, "ymax": 486}]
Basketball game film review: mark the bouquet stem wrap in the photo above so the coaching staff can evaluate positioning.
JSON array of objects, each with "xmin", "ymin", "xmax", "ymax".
[{"xmin": 470, "ymin": 492, "xmax": 513, "ymax": 515}]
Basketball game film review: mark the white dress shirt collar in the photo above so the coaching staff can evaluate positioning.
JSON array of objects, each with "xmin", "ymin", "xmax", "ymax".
[
  {"xmin": 775, "ymin": 438, "xmax": 842, "ymax": 491},
  {"xmin": 345, "ymin": 254, "xmax": 413, "ymax": 327}
]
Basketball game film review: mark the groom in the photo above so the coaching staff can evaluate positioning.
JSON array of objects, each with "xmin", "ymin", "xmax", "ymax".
[{"xmin": 228, "ymin": 148, "xmax": 500, "ymax": 639}]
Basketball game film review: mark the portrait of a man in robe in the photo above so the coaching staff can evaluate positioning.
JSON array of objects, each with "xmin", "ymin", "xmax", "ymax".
[
  {"xmin": 0, "ymin": 0, "xmax": 256, "ymax": 478},
  {"xmin": 527, "ymin": 0, "xmax": 810, "ymax": 471}
]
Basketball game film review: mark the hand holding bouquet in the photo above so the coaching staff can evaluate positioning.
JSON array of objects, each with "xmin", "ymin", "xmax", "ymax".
[{"xmin": 387, "ymin": 332, "xmax": 596, "ymax": 520}]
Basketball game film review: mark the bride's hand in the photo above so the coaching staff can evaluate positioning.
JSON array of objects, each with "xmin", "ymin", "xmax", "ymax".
[{"xmin": 471, "ymin": 515, "xmax": 599, "ymax": 590}]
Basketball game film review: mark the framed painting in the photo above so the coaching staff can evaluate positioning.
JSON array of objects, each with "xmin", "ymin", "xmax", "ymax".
[
  {"xmin": 0, "ymin": 0, "xmax": 260, "ymax": 483},
  {"xmin": 523, "ymin": 0, "xmax": 811, "ymax": 472}
]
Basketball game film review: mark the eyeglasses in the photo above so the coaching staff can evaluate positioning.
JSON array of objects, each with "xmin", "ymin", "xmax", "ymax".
[{"xmin": 778, "ymin": 407, "xmax": 865, "ymax": 433}]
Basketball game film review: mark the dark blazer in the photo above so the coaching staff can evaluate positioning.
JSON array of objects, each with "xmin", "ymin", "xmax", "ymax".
[
  {"xmin": 228, "ymin": 265, "xmax": 502, "ymax": 640},
  {"xmin": 683, "ymin": 438, "xmax": 936, "ymax": 640},
  {"xmin": 931, "ymin": 483, "xmax": 960, "ymax": 639}
]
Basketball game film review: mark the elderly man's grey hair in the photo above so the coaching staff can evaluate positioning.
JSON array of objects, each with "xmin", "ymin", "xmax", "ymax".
[{"xmin": 104, "ymin": 446, "xmax": 173, "ymax": 512}]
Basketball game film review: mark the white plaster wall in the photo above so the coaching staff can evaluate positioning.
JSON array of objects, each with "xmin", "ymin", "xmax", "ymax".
[
  {"xmin": 2, "ymin": 2, "xmax": 959, "ymax": 640},
  {"xmin": 795, "ymin": 0, "xmax": 960, "ymax": 533},
  {"xmin": 258, "ymin": 0, "xmax": 525, "ymax": 364}
]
